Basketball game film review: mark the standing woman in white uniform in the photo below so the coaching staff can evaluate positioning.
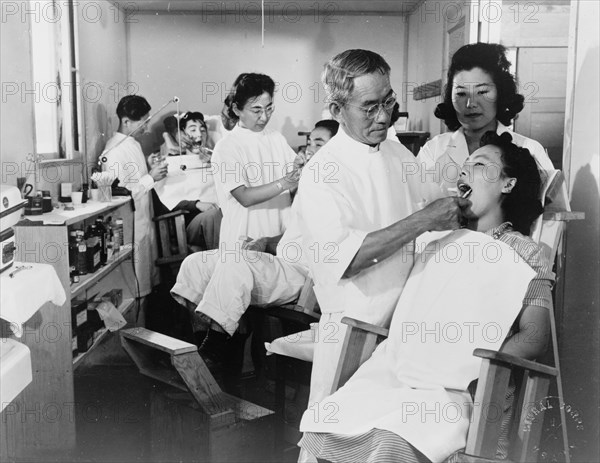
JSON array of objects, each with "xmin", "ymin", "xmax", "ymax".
[
  {"xmin": 211, "ymin": 72, "xmax": 299, "ymax": 249},
  {"xmin": 418, "ymin": 42, "xmax": 555, "ymax": 204},
  {"xmin": 100, "ymin": 95, "xmax": 168, "ymax": 298}
]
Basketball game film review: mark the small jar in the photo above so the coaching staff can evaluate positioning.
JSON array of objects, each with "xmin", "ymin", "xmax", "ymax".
[{"xmin": 41, "ymin": 190, "xmax": 53, "ymax": 213}]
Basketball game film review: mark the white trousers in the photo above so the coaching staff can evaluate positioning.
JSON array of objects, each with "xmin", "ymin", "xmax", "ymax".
[{"xmin": 171, "ymin": 249, "xmax": 308, "ymax": 335}]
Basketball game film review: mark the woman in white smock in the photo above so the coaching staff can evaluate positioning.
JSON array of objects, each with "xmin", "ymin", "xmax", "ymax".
[{"xmin": 417, "ymin": 42, "xmax": 555, "ymax": 206}]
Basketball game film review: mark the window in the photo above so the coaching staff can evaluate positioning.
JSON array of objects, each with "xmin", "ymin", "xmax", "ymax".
[{"xmin": 30, "ymin": 0, "xmax": 82, "ymax": 159}]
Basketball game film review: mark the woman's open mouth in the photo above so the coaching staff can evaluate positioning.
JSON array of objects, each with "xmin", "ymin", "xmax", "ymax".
[{"xmin": 457, "ymin": 182, "xmax": 473, "ymax": 198}]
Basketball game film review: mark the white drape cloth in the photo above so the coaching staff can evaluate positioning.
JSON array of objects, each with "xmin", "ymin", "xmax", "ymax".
[
  {"xmin": 0, "ymin": 262, "xmax": 66, "ymax": 337},
  {"xmin": 300, "ymin": 230, "xmax": 536, "ymax": 463},
  {"xmin": 153, "ymin": 155, "xmax": 218, "ymax": 211}
]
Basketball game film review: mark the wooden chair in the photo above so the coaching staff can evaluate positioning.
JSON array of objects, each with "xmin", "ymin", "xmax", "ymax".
[
  {"xmin": 247, "ymin": 277, "xmax": 320, "ymax": 455},
  {"xmin": 152, "ymin": 189, "xmax": 191, "ymax": 280},
  {"xmin": 330, "ymin": 171, "xmax": 583, "ymax": 462}
]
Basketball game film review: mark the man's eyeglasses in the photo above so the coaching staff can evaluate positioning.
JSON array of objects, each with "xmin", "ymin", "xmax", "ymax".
[{"xmin": 344, "ymin": 93, "xmax": 397, "ymax": 120}]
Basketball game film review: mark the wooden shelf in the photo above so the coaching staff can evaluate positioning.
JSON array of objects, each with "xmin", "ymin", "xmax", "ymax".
[
  {"xmin": 70, "ymin": 244, "xmax": 133, "ymax": 298},
  {"xmin": 20, "ymin": 197, "xmax": 132, "ymax": 226},
  {"xmin": 72, "ymin": 298, "xmax": 136, "ymax": 369}
]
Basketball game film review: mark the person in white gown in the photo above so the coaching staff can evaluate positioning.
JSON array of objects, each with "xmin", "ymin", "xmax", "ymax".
[{"xmin": 99, "ymin": 95, "xmax": 167, "ymax": 297}]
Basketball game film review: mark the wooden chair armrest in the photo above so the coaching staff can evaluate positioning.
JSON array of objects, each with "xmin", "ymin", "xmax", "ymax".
[
  {"xmin": 153, "ymin": 209, "xmax": 189, "ymax": 222},
  {"xmin": 473, "ymin": 349, "xmax": 557, "ymax": 377},
  {"xmin": 542, "ymin": 210, "xmax": 584, "ymax": 221},
  {"xmin": 331, "ymin": 317, "xmax": 389, "ymax": 393},
  {"xmin": 466, "ymin": 348, "xmax": 557, "ymax": 458},
  {"xmin": 341, "ymin": 316, "xmax": 390, "ymax": 337}
]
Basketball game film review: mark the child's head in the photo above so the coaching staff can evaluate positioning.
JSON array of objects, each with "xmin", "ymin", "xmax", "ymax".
[
  {"xmin": 179, "ymin": 111, "xmax": 208, "ymax": 146},
  {"xmin": 305, "ymin": 120, "xmax": 339, "ymax": 159},
  {"xmin": 459, "ymin": 131, "xmax": 543, "ymax": 235},
  {"xmin": 116, "ymin": 95, "xmax": 151, "ymax": 136}
]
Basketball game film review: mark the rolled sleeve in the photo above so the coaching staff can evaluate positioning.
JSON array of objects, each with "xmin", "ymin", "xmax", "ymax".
[
  {"xmin": 138, "ymin": 173, "xmax": 155, "ymax": 191},
  {"xmin": 102, "ymin": 152, "xmax": 154, "ymax": 201}
]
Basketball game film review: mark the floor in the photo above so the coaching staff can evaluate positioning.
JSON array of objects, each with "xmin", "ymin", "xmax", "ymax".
[
  {"xmin": 70, "ymin": 361, "xmax": 302, "ymax": 463},
  {"xmin": 64, "ymin": 287, "xmax": 310, "ymax": 463}
]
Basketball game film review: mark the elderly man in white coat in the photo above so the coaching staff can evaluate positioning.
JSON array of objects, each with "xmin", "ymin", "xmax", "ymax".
[{"xmin": 292, "ymin": 49, "xmax": 470, "ymax": 461}]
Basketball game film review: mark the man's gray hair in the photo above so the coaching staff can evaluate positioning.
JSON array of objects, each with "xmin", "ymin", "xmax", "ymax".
[{"xmin": 321, "ymin": 49, "xmax": 391, "ymax": 106}]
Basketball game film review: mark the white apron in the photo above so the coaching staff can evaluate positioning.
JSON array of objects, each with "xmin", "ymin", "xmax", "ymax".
[
  {"xmin": 300, "ymin": 230, "xmax": 536, "ymax": 463},
  {"xmin": 153, "ymin": 154, "xmax": 218, "ymax": 210}
]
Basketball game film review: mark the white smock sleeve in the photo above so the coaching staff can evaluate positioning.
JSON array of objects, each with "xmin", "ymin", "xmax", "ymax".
[{"xmin": 102, "ymin": 148, "xmax": 155, "ymax": 202}]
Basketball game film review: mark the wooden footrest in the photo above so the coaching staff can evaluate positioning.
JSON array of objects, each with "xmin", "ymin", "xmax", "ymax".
[{"xmin": 120, "ymin": 327, "xmax": 273, "ymax": 428}]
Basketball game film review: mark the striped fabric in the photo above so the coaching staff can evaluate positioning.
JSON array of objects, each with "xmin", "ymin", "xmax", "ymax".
[
  {"xmin": 488, "ymin": 222, "xmax": 554, "ymax": 311},
  {"xmin": 299, "ymin": 428, "xmax": 431, "ymax": 463}
]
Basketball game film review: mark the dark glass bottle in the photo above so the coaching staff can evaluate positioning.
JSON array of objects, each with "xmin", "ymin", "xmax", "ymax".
[
  {"xmin": 76, "ymin": 230, "xmax": 88, "ymax": 275},
  {"xmin": 95, "ymin": 216, "xmax": 107, "ymax": 264}
]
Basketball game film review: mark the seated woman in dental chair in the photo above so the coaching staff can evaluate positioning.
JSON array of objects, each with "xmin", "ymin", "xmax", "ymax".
[{"xmin": 298, "ymin": 131, "xmax": 553, "ymax": 463}]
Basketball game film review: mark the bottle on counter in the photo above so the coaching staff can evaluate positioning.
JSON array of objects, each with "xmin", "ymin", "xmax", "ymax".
[
  {"xmin": 75, "ymin": 230, "xmax": 88, "ymax": 275},
  {"xmin": 105, "ymin": 217, "xmax": 114, "ymax": 261},
  {"xmin": 85, "ymin": 225, "xmax": 101, "ymax": 273},
  {"xmin": 95, "ymin": 216, "xmax": 107, "ymax": 264},
  {"xmin": 82, "ymin": 183, "xmax": 89, "ymax": 204},
  {"xmin": 113, "ymin": 218, "xmax": 124, "ymax": 251},
  {"xmin": 68, "ymin": 230, "xmax": 80, "ymax": 283}
]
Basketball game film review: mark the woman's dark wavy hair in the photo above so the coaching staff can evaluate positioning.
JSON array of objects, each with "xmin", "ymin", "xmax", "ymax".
[
  {"xmin": 224, "ymin": 73, "xmax": 275, "ymax": 122},
  {"xmin": 480, "ymin": 131, "xmax": 543, "ymax": 235},
  {"xmin": 435, "ymin": 43, "xmax": 524, "ymax": 131}
]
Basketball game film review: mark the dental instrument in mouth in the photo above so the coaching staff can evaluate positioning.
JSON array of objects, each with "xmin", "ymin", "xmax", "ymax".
[{"xmin": 458, "ymin": 184, "xmax": 473, "ymax": 198}]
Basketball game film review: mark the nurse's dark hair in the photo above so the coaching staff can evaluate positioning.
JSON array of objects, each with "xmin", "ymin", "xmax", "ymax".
[
  {"xmin": 435, "ymin": 43, "xmax": 524, "ymax": 131},
  {"xmin": 224, "ymin": 73, "xmax": 275, "ymax": 122},
  {"xmin": 116, "ymin": 95, "xmax": 151, "ymax": 122},
  {"xmin": 480, "ymin": 131, "xmax": 543, "ymax": 235}
]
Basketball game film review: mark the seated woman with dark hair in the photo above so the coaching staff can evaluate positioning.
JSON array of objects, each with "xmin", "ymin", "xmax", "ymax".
[{"xmin": 298, "ymin": 131, "xmax": 553, "ymax": 463}]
